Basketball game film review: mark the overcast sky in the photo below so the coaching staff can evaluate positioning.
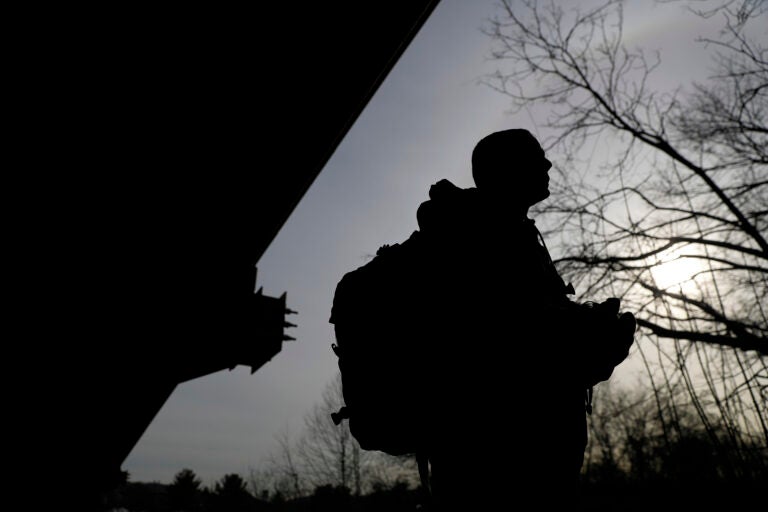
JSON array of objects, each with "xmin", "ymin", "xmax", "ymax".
[{"xmin": 123, "ymin": 0, "xmax": 754, "ymax": 486}]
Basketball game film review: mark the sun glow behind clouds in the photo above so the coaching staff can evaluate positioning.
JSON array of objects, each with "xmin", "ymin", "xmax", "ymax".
[{"xmin": 650, "ymin": 246, "xmax": 708, "ymax": 295}]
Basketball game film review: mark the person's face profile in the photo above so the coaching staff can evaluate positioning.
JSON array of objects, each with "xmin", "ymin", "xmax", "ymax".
[{"xmin": 513, "ymin": 143, "xmax": 552, "ymax": 206}]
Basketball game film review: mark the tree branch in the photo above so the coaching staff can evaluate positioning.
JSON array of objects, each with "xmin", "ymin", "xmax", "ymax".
[{"xmin": 636, "ymin": 318, "xmax": 767, "ymax": 355}]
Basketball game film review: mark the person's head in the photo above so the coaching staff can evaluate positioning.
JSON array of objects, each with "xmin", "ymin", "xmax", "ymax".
[{"xmin": 471, "ymin": 129, "xmax": 552, "ymax": 208}]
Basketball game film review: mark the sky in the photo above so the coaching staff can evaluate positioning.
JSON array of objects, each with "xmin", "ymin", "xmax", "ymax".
[{"xmin": 123, "ymin": 0, "xmax": 746, "ymax": 486}]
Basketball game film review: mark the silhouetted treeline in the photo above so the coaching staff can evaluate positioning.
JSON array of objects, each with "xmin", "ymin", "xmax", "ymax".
[
  {"xmin": 103, "ymin": 469, "xmax": 422, "ymax": 512},
  {"xmin": 103, "ymin": 470, "xmax": 266, "ymax": 512},
  {"xmin": 104, "ymin": 462, "xmax": 765, "ymax": 512}
]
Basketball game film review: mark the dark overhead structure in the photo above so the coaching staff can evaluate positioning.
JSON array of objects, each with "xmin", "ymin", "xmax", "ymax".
[{"xmin": 45, "ymin": 2, "xmax": 441, "ymax": 507}]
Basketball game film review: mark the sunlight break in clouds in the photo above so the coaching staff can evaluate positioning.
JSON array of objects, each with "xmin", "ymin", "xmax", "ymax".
[{"xmin": 649, "ymin": 246, "xmax": 708, "ymax": 295}]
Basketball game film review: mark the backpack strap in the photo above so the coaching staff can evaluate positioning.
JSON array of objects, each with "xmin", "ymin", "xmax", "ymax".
[
  {"xmin": 530, "ymin": 220, "xmax": 575, "ymax": 296},
  {"xmin": 416, "ymin": 452, "xmax": 431, "ymax": 503}
]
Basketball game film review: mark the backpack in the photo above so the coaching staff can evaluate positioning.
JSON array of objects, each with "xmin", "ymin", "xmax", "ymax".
[{"xmin": 329, "ymin": 230, "xmax": 432, "ymax": 456}]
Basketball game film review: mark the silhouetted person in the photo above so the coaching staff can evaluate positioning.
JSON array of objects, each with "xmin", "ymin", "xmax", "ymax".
[
  {"xmin": 331, "ymin": 129, "xmax": 634, "ymax": 510},
  {"xmin": 413, "ymin": 129, "xmax": 606, "ymax": 509}
]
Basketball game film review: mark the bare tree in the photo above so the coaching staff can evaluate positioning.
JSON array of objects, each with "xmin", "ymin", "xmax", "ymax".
[
  {"xmin": 484, "ymin": 0, "xmax": 767, "ymax": 464},
  {"xmin": 259, "ymin": 375, "xmax": 419, "ymax": 498},
  {"xmin": 252, "ymin": 428, "xmax": 307, "ymax": 500},
  {"xmin": 297, "ymin": 375, "xmax": 366, "ymax": 493},
  {"xmin": 584, "ymin": 382, "xmax": 767, "ymax": 483}
]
